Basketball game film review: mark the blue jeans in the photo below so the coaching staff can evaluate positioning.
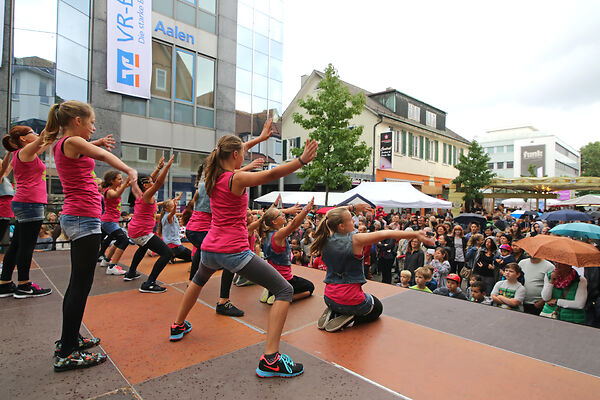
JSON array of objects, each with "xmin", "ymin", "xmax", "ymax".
[
  {"xmin": 101, "ymin": 221, "xmax": 121, "ymax": 235},
  {"xmin": 201, "ymin": 250, "xmax": 254, "ymax": 273},
  {"xmin": 324, "ymin": 293, "xmax": 375, "ymax": 316},
  {"xmin": 11, "ymin": 202, "xmax": 44, "ymax": 223},
  {"xmin": 60, "ymin": 215, "xmax": 101, "ymax": 241}
]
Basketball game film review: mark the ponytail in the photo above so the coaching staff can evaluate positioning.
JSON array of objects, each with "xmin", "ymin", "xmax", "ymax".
[
  {"xmin": 43, "ymin": 100, "xmax": 94, "ymax": 146},
  {"xmin": 194, "ymin": 162, "xmax": 205, "ymax": 188},
  {"xmin": 257, "ymin": 206, "xmax": 279, "ymax": 242},
  {"xmin": 310, "ymin": 207, "xmax": 347, "ymax": 255},
  {"xmin": 3, "ymin": 125, "xmax": 32, "ymax": 152},
  {"xmin": 101, "ymin": 170, "xmax": 121, "ymax": 189},
  {"xmin": 204, "ymin": 135, "xmax": 243, "ymax": 196}
]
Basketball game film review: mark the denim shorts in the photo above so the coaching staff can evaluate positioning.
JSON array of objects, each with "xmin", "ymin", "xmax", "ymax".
[
  {"xmin": 201, "ymin": 250, "xmax": 254, "ymax": 273},
  {"xmin": 11, "ymin": 202, "xmax": 45, "ymax": 223},
  {"xmin": 60, "ymin": 215, "xmax": 101, "ymax": 241},
  {"xmin": 101, "ymin": 221, "xmax": 121, "ymax": 235},
  {"xmin": 324, "ymin": 293, "xmax": 374, "ymax": 317}
]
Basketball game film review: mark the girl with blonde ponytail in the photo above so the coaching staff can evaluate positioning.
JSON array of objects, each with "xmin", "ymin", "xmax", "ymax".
[
  {"xmin": 171, "ymin": 119, "xmax": 319, "ymax": 378},
  {"xmin": 257, "ymin": 198, "xmax": 315, "ymax": 305},
  {"xmin": 313, "ymin": 204, "xmax": 435, "ymax": 333},
  {"xmin": 50, "ymin": 100, "xmax": 141, "ymax": 372}
]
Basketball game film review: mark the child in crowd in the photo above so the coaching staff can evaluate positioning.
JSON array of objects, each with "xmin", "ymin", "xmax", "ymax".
[
  {"xmin": 430, "ymin": 247, "xmax": 450, "ymax": 289},
  {"xmin": 470, "ymin": 281, "xmax": 492, "ymax": 305},
  {"xmin": 158, "ymin": 193, "xmax": 192, "ymax": 263},
  {"xmin": 433, "ymin": 273, "xmax": 467, "ymax": 300},
  {"xmin": 291, "ymin": 246, "xmax": 309, "ymax": 266},
  {"xmin": 397, "ymin": 270, "xmax": 411, "ymax": 288},
  {"xmin": 410, "ymin": 266, "xmax": 433, "ymax": 293},
  {"xmin": 426, "ymin": 266, "xmax": 438, "ymax": 292},
  {"xmin": 495, "ymin": 243, "xmax": 517, "ymax": 281},
  {"xmin": 311, "ymin": 255, "xmax": 327, "ymax": 271},
  {"xmin": 35, "ymin": 224, "xmax": 53, "ymax": 251},
  {"xmin": 466, "ymin": 274, "xmax": 483, "ymax": 299},
  {"xmin": 491, "ymin": 263, "xmax": 526, "ymax": 311},
  {"xmin": 358, "ymin": 225, "xmax": 372, "ymax": 279}
]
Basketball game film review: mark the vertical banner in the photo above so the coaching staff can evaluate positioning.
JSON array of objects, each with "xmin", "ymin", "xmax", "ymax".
[
  {"xmin": 107, "ymin": 0, "xmax": 152, "ymax": 98},
  {"xmin": 379, "ymin": 131, "xmax": 393, "ymax": 169},
  {"xmin": 0, "ymin": 0, "xmax": 4, "ymax": 68}
]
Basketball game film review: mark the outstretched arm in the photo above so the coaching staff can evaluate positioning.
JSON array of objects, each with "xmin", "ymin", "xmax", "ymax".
[
  {"xmin": 0, "ymin": 153, "xmax": 12, "ymax": 178},
  {"xmin": 273, "ymin": 198, "xmax": 314, "ymax": 245},
  {"xmin": 244, "ymin": 119, "xmax": 273, "ymax": 152},
  {"xmin": 105, "ymin": 176, "xmax": 131, "ymax": 199},
  {"xmin": 167, "ymin": 192, "xmax": 183, "ymax": 224},
  {"xmin": 143, "ymin": 155, "xmax": 175, "ymax": 203},
  {"xmin": 150, "ymin": 156, "xmax": 165, "ymax": 181},
  {"xmin": 352, "ymin": 230, "xmax": 434, "ymax": 256}
]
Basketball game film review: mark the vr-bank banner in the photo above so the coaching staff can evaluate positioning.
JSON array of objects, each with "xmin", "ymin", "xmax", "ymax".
[{"xmin": 107, "ymin": 0, "xmax": 152, "ymax": 99}]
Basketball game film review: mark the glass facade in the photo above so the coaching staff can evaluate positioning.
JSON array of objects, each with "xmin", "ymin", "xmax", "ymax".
[
  {"xmin": 236, "ymin": 0, "xmax": 283, "ymax": 164},
  {"xmin": 152, "ymin": 0, "xmax": 218, "ymax": 34}
]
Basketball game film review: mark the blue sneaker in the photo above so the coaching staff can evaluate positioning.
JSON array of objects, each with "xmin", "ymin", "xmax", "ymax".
[
  {"xmin": 256, "ymin": 353, "xmax": 304, "ymax": 378},
  {"xmin": 169, "ymin": 320, "xmax": 192, "ymax": 341}
]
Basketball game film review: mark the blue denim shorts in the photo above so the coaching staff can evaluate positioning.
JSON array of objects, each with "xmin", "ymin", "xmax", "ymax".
[
  {"xmin": 101, "ymin": 221, "xmax": 121, "ymax": 235},
  {"xmin": 60, "ymin": 215, "xmax": 101, "ymax": 241},
  {"xmin": 324, "ymin": 293, "xmax": 374, "ymax": 316},
  {"xmin": 201, "ymin": 250, "xmax": 254, "ymax": 273},
  {"xmin": 11, "ymin": 202, "xmax": 45, "ymax": 223}
]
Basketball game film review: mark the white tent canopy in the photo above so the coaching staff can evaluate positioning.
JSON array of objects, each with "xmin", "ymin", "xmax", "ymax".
[
  {"xmin": 339, "ymin": 182, "xmax": 451, "ymax": 209},
  {"xmin": 553, "ymin": 194, "xmax": 600, "ymax": 206},
  {"xmin": 254, "ymin": 182, "xmax": 451, "ymax": 209}
]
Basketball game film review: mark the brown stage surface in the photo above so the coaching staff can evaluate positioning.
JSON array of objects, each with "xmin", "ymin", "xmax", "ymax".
[{"xmin": 1, "ymin": 246, "xmax": 599, "ymax": 399}]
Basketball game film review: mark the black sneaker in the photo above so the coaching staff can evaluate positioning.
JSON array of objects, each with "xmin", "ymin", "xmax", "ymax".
[
  {"xmin": 216, "ymin": 300, "xmax": 244, "ymax": 317},
  {"xmin": 54, "ymin": 350, "xmax": 107, "ymax": 372},
  {"xmin": 139, "ymin": 282, "xmax": 166, "ymax": 293},
  {"xmin": 54, "ymin": 335, "xmax": 101, "ymax": 356},
  {"xmin": 169, "ymin": 320, "xmax": 192, "ymax": 341},
  {"xmin": 13, "ymin": 282, "xmax": 52, "ymax": 299},
  {"xmin": 256, "ymin": 353, "xmax": 304, "ymax": 378},
  {"xmin": 0, "ymin": 282, "xmax": 16, "ymax": 298},
  {"xmin": 123, "ymin": 272, "xmax": 141, "ymax": 281}
]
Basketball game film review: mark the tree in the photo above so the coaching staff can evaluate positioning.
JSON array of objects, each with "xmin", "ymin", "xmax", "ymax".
[
  {"xmin": 291, "ymin": 64, "xmax": 371, "ymax": 205},
  {"xmin": 452, "ymin": 140, "xmax": 495, "ymax": 211},
  {"xmin": 577, "ymin": 141, "xmax": 600, "ymax": 195}
]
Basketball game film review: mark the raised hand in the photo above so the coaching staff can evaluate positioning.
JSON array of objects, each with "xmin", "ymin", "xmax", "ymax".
[
  {"xmin": 259, "ymin": 118, "xmax": 274, "ymax": 141},
  {"xmin": 300, "ymin": 139, "xmax": 318, "ymax": 164}
]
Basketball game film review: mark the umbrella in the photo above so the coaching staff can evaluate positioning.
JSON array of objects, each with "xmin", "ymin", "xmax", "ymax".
[
  {"xmin": 515, "ymin": 236, "xmax": 600, "ymax": 267},
  {"xmin": 550, "ymin": 223, "xmax": 600, "ymax": 240},
  {"xmin": 454, "ymin": 213, "xmax": 486, "ymax": 226},
  {"xmin": 588, "ymin": 210, "xmax": 600, "ymax": 219},
  {"xmin": 316, "ymin": 206, "xmax": 335, "ymax": 215},
  {"xmin": 510, "ymin": 210, "xmax": 539, "ymax": 219},
  {"xmin": 539, "ymin": 209, "xmax": 593, "ymax": 222}
]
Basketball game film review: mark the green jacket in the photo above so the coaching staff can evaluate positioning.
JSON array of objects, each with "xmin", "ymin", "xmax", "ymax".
[{"xmin": 541, "ymin": 271, "xmax": 586, "ymax": 324}]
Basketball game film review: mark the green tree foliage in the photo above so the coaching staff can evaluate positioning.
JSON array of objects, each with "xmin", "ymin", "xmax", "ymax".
[
  {"xmin": 577, "ymin": 141, "xmax": 600, "ymax": 195},
  {"xmin": 452, "ymin": 140, "xmax": 495, "ymax": 211},
  {"xmin": 291, "ymin": 64, "xmax": 371, "ymax": 205}
]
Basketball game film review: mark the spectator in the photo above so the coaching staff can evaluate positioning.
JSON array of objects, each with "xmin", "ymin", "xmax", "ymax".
[
  {"xmin": 311, "ymin": 255, "xmax": 327, "ymax": 271},
  {"xmin": 465, "ymin": 222, "xmax": 480, "ymax": 240},
  {"xmin": 433, "ymin": 273, "xmax": 467, "ymax": 299},
  {"xmin": 512, "ymin": 242, "xmax": 530, "ymax": 264},
  {"xmin": 376, "ymin": 228, "xmax": 397, "ymax": 284},
  {"xmin": 465, "ymin": 233, "xmax": 484, "ymax": 270},
  {"xmin": 519, "ymin": 256, "xmax": 554, "ymax": 315},
  {"xmin": 470, "ymin": 281, "xmax": 492, "ymax": 305},
  {"xmin": 491, "ymin": 263, "xmax": 526, "ymax": 311},
  {"xmin": 403, "ymin": 238, "xmax": 424, "ymax": 285},
  {"xmin": 449, "ymin": 225, "xmax": 467, "ymax": 275},
  {"xmin": 291, "ymin": 246, "xmax": 309, "ymax": 267},
  {"xmin": 495, "ymin": 244, "xmax": 517, "ymax": 281},
  {"xmin": 584, "ymin": 266, "xmax": 600, "ymax": 328},
  {"xmin": 541, "ymin": 262, "xmax": 587, "ymax": 324},
  {"xmin": 397, "ymin": 270, "xmax": 411, "ymax": 288},
  {"xmin": 473, "ymin": 237, "xmax": 499, "ymax": 295},
  {"xmin": 430, "ymin": 247, "xmax": 451, "ymax": 289},
  {"xmin": 35, "ymin": 224, "xmax": 53, "ymax": 251},
  {"xmin": 410, "ymin": 266, "xmax": 432, "ymax": 293}
]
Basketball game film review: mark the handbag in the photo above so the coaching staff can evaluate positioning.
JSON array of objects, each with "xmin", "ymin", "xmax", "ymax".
[{"xmin": 459, "ymin": 265, "xmax": 472, "ymax": 280}]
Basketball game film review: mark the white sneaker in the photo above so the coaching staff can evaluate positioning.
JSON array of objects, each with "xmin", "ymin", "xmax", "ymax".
[
  {"xmin": 106, "ymin": 266, "xmax": 126, "ymax": 275},
  {"xmin": 100, "ymin": 258, "xmax": 110, "ymax": 267}
]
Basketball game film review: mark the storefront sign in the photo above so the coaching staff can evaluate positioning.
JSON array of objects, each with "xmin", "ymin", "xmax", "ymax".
[
  {"xmin": 379, "ymin": 131, "xmax": 393, "ymax": 169},
  {"xmin": 107, "ymin": 0, "xmax": 152, "ymax": 99},
  {"xmin": 154, "ymin": 21, "xmax": 195, "ymax": 45},
  {"xmin": 520, "ymin": 144, "xmax": 545, "ymax": 177}
]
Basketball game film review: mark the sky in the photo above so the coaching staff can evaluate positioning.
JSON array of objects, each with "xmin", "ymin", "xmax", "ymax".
[{"xmin": 281, "ymin": 0, "xmax": 600, "ymax": 150}]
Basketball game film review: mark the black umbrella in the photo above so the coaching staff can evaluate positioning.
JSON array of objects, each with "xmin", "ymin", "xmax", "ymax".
[
  {"xmin": 454, "ymin": 213, "xmax": 487, "ymax": 226},
  {"xmin": 540, "ymin": 209, "xmax": 593, "ymax": 222},
  {"xmin": 588, "ymin": 210, "xmax": 600, "ymax": 219}
]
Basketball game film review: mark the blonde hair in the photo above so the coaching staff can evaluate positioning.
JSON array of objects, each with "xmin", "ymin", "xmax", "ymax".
[
  {"xmin": 400, "ymin": 270, "xmax": 412, "ymax": 278},
  {"xmin": 415, "ymin": 266, "xmax": 432, "ymax": 280},
  {"xmin": 467, "ymin": 233, "xmax": 484, "ymax": 248},
  {"xmin": 204, "ymin": 135, "xmax": 243, "ymax": 196},
  {"xmin": 309, "ymin": 207, "xmax": 349, "ymax": 256},
  {"xmin": 258, "ymin": 206, "xmax": 281, "ymax": 240},
  {"xmin": 43, "ymin": 101, "xmax": 94, "ymax": 146}
]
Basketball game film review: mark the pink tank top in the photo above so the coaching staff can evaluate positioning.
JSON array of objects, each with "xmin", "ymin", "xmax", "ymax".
[
  {"xmin": 101, "ymin": 188, "xmax": 121, "ymax": 222},
  {"xmin": 0, "ymin": 196, "xmax": 14, "ymax": 218},
  {"xmin": 53, "ymin": 137, "xmax": 102, "ymax": 217},
  {"xmin": 186, "ymin": 210, "xmax": 211, "ymax": 232},
  {"xmin": 128, "ymin": 196, "xmax": 157, "ymax": 238},
  {"xmin": 12, "ymin": 149, "xmax": 47, "ymax": 204},
  {"xmin": 201, "ymin": 172, "xmax": 249, "ymax": 253}
]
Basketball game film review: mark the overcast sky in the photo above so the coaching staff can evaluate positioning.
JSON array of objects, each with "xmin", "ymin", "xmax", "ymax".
[{"xmin": 281, "ymin": 0, "xmax": 600, "ymax": 150}]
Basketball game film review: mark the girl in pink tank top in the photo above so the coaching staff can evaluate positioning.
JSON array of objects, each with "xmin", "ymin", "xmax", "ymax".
[
  {"xmin": 0, "ymin": 125, "xmax": 52, "ymax": 299},
  {"xmin": 124, "ymin": 155, "xmax": 176, "ymax": 294},
  {"xmin": 42, "ymin": 101, "xmax": 140, "ymax": 372},
  {"xmin": 171, "ymin": 120, "xmax": 320, "ymax": 378},
  {"xmin": 98, "ymin": 171, "xmax": 131, "ymax": 276}
]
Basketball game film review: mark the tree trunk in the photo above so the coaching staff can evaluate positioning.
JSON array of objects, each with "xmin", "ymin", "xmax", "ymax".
[{"xmin": 325, "ymin": 182, "xmax": 329, "ymax": 206}]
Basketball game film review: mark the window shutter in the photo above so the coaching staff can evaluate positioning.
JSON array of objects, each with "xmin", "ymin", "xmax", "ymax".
[
  {"xmin": 296, "ymin": 137, "xmax": 301, "ymax": 148},
  {"xmin": 401, "ymin": 131, "xmax": 407, "ymax": 155},
  {"xmin": 434, "ymin": 140, "xmax": 439, "ymax": 162},
  {"xmin": 425, "ymin": 138, "xmax": 430, "ymax": 160},
  {"xmin": 419, "ymin": 136, "xmax": 424, "ymax": 159},
  {"xmin": 408, "ymin": 133, "xmax": 413, "ymax": 157},
  {"xmin": 282, "ymin": 139, "xmax": 287, "ymax": 161}
]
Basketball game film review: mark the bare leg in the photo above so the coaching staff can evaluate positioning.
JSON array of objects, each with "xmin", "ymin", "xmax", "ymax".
[
  {"xmin": 292, "ymin": 291, "xmax": 311, "ymax": 302},
  {"xmin": 110, "ymin": 247, "xmax": 125, "ymax": 264},
  {"xmin": 106, "ymin": 245, "xmax": 117, "ymax": 260},
  {"xmin": 175, "ymin": 282, "xmax": 202, "ymax": 325},
  {"xmin": 265, "ymin": 300, "xmax": 290, "ymax": 354}
]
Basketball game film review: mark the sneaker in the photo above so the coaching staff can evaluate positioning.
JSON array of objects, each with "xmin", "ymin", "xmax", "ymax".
[
  {"xmin": 106, "ymin": 265, "xmax": 126, "ymax": 275},
  {"xmin": 139, "ymin": 282, "xmax": 166, "ymax": 293},
  {"xmin": 0, "ymin": 282, "xmax": 16, "ymax": 298},
  {"xmin": 216, "ymin": 300, "xmax": 244, "ymax": 317},
  {"xmin": 266, "ymin": 295, "xmax": 275, "ymax": 305},
  {"xmin": 169, "ymin": 320, "xmax": 192, "ymax": 341},
  {"xmin": 324, "ymin": 314, "xmax": 354, "ymax": 332},
  {"xmin": 256, "ymin": 353, "xmax": 304, "ymax": 378},
  {"xmin": 54, "ymin": 350, "xmax": 107, "ymax": 372},
  {"xmin": 123, "ymin": 272, "xmax": 141, "ymax": 281},
  {"xmin": 234, "ymin": 275, "xmax": 254, "ymax": 287},
  {"xmin": 13, "ymin": 282, "xmax": 52, "ymax": 299},
  {"xmin": 99, "ymin": 257, "xmax": 110, "ymax": 267},
  {"xmin": 317, "ymin": 307, "xmax": 333, "ymax": 330},
  {"xmin": 54, "ymin": 335, "xmax": 101, "ymax": 356},
  {"xmin": 259, "ymin": 288, "xmax": 270, "ymax": 303}
]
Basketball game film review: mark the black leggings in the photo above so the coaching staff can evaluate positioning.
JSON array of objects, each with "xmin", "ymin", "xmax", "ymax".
[
  {"xmin": 59, "ymin": 234, "xmax": 101, "ymax": 357},
  {"xmin": 100, "ymin": 228, "xmax": 129, "ymax": 256},
  {"xmin": 0, "ymin": 219, "xmax": 10, "ymax": 248},
  {"xmin": 170, "ymin": 244, "xmax": 192, "ymax": 262},
  {"xmin": 128, "ymin": 235, "xmax": 172, "ymax": 284},
  {"xmin": 186, "ymin": 230, "xmax": 207, "ymax": 281},
  {"xmin": 193, "ymin": 254, "xmax": 293, "ymax": 302},
  {"xmin": 0, "ymin": 220, "xmax": 43, "ymax": 282},
  {"xmin": 354, "ymin": 295, "xmax": 383, "ymax": 325}
]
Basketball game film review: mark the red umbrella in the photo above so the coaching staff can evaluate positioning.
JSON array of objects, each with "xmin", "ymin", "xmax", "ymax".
[{"xmin": 316, "ymin": 206, "xmax": 336, "ymax": 215}]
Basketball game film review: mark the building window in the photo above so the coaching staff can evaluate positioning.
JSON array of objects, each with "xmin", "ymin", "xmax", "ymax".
[
  {"xmin": 485, "ymin": 147, "xmax": 494, "ymax": 154},
  {"xmin": 425, "ymin": 111, "xmax": 436, "ymax": 128},
  {"xmin": 412, "ymin": 135, "xmax": 419, "ymax": 157},
  {"xmin": 275, "ymin": 139, "xmax": 282, "ymax": 156},
  {"xmin": 497, "ymin": 162, "xmax": 504, "ymax": 169},
  {"xmin": 283, "ymin": 137, "xmax": 301, "ymax": 161},
  {"xmin": 394, "ymin": 130, "xmax": 400, "ymax": 153},
  {"xmin": 507, "ymin": 161, "xmax": 514, "ymax": 169},
  {"xmin": 175, "ymin": 49, "xmax": 195, "ymax": 103},
  {"xmin": 138, "ymin": 147, "xmax": 148, "ymax": 161},
  {"xmin": 408, "ymin": 103, "xmax": 420, "ymax": 121},
  {"xmin": 155, "ymin": 68, "xmax": 167, "ymax": 92},
  {"xmin": 152, "ymin": 41, "xmax": 172, "ymax": 98},
  {"xmin": 488, "ymin": 163, "xmax": 494, "ymax": 170},
  {"xmin": 496, "ymin": 146, "xmax": 504, "ymax": 153},
  {"xmin": 506, "ymin": 145, "xmax": 514, "ymax": 152}
]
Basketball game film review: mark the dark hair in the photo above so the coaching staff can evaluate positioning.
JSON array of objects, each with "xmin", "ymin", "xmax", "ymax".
[
  {"xmin": 101, "ymin": 170, "xmax": 121, "ymax": 189},
  {"xmin": 194, "ymin": 162, "xmax": 205, "ymax": 188},
  {"xmin": 470, "ymin": 281, "xmax": 486, "ymax": 291},
  {"xmin": 470, "ymin": 274, "xmax": 483, "ymax": 282},
  {"xmin": 505, "ymin": 262, "xmax": 521, "ymax": 275},
  {"xmin": 137, "ymin": 174, "xmax": 151, "ymax": 192},
  {"xmin": 3, "ymin": 125, "xmax": 33, "ymax": 152},
  {"xmin": 435, "ymin": 246, "xmax": 449, "ymax": 261},
  {"xmin": 484, "ymin": 237, "xmax": 497, "ymax": 252}
]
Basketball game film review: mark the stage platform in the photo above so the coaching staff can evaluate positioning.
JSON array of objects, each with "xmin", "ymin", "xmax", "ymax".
[{"xmin": 1, "ymin": 247, "xmax": 599, "ymax": 399}]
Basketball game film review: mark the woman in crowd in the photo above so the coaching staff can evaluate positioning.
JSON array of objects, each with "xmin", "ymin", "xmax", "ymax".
[
  {"xmin": 403, "ymin": 237, "xmax": 425, "ymax": 286},
  {"xmin": 449, "ymin": 224, "xmax": 467, "ymax": 275},
  {"xmin": 541, "ymin": 262, "xmax": 587, "ymax": 324},
  {"xmin": 473, "ymin": 236, "xmax": 499, "ymax": 295}
]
